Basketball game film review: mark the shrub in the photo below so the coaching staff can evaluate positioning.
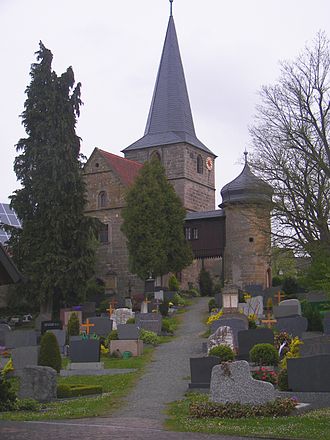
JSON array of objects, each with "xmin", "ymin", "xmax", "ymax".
[
  {"xmin": 278, "ymin": 368, "xmax": 290, "ymax": 391},
  {"xmin": 139, "ymin": 329, "xmax": 161, "ymax": 345},
  {"xmin": 15, "ymin": 398, "xmax": 39, "ymax": 411},
  {"xmin": 199, "ymin": 268, "xmax": 213, "ymax": 296},
  {"xmin": 161, "ymin": 318, "xmax": 174, "ymax": 334},
  {"xmin": 282, "ymin": 276, "xmax": 299, "ymax": 295},
  {"xmin": 67, "ymin": 312, "xmax": 80, "ymax": 337},
  {"xmin": 0, "ymin": 374, "xmax": 17, "ymax": 411},
  {"xmin": 168, "ymin": 274, "xmax": 180, "ymax": 291},
  {"xmin": 272, "ymin": 276, "xmax": 283, "ymax": 287},
  {"xmin": 106, "ymin": 329, "xmax": 118, "ymax": 343},
  {"xmin": 280, "ymin": 336, "xmax": 303, "ymax": 369},
  {"xmin": 248, "ymin": 314, "xmax": 257, "ymax": 329},
  {"xmin": 57, "ymin": 384, "xmax": 103, "ymax": 398},
  {"xmin": 208, "ymin": 298, "xmax": 217, "ymax": 313},
  {"xmin": 302, "ymin": 301, "xmax": 324, "ymax": 332},
  {"xmin": 172, "ymin": 293, "xmax": 186, "ymax": 306},
  {"xmin": 126, "ymin": 317, "xmax": 135, "ymax": 324},
  {"xmin": 249, "ymin": 343, "xmax": 279, "ymax": 366},
  {"xmin": 189, "ymin": 398, "xmax": 297, "ymax": 418},
  {"xmin": 252, "ymin": 367, "xmax": 278, "ymax": 385},
  {"xmin": 208, "ymin": 345, "xmax": 235, "ymax": 362},
  {"xmin": 38, "ymin": 331, "xmax": 62, "ymax": 373}
]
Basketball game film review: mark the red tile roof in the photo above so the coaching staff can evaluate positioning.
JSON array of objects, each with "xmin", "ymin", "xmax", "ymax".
[{"xmin": 97, "ymin": 148, "xmax": 143, "ymax": 186}]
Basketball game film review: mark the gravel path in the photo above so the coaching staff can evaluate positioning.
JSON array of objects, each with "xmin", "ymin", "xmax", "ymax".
[{"xmin": 110, "ymin": 296, "xmax": 209, "ymax": 423}]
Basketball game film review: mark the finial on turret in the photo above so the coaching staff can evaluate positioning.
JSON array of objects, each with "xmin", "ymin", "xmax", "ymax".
[
  {"xmin": 169, "ymin": 0, "xmax": 173, "ymax": 16},
  {"xmin": 244, "ymin": 149, "xmax": 248, "ymax": 164}
]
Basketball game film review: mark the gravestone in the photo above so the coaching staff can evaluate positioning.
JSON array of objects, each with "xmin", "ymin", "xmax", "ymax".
[
  {"xmin": 18, "ymin": 366, "xmax": 57, "ymax": 402},
  {"xmin": 300, "ymin": 335, "xmax": 330, "ymax": 357},
  {"xmin": 273, "ymin": 299, "xmax": 302, "ymax": 318},
  {"xmin": 0, "ymin": 324, "xmax": 11, "ymax": 346},
  {"xmin": 117, "ymin": 324, "xmax": 139, "ymax": 340},
  {"xmin": 34, "ymin": 313, "xmax": 52, "ymax": 331},
  {"xmin": 12, "ymin": 346, "xmax": 39, "ymax": 371},
  {"xmin": 140, "ymin": 301, "xmax": 149, "ymax": 314},
  {"xmin": 189, "ymin": 356, "xmax": 220, "ymax": 389},
  {"xmin": 5, "ymin": 330, "xmax": 37, "ymax": 348},
  {"xmin": 287, "ymin": 355, "xmax": 330, "ymax": 392},
  {"xmin": 275, "ymin": 315, "xmax": 308, "ymax": 338},
  {"xmin": 136, "ymin": 313, "xmax": 162, "ymax": 335},
  {"xmin": 125, "ymin": 298, "xmax": 133, "ymax": 309},
  {"xmin": 49, "ymin": 329, "xmax": 66, "ymax": 354},
  {"xmin": 207, "ymin": 326, "xmax": 234, "ymax": 353},
  {"xmin": 110, "ymin": 339, "xmax": 143, "ymax": 357},
  {"xmin": 41, "ymin": 321, "xmax": 62, "ymax": 335},
  {"xmin": 323, "ymin": 312, "xmax": 330, "ymax": 335},
  {"xmin": 163, "ymin": 291, "xmax": 177, "ymax": 302},
  {"xmin": 154, "ymin": 290, "xmax": 164, "ymax": 301},
  {"xmin": 69, "ymin": 337, "xmax": 100, "ymax": 363},
  {"xmin": 210, "ymin": 360, "xmax": 275, "ymax": 404},
  {"xmin": 210, "ymin": 317, "xmax": 248, "ymax": 348},
  {"xmin": 239, "ymin": 296, "xmax": 264, "ymax": 317},
  {"xmin": 89, "ymin": 317, "xmax": 113, "ymax": 337},
  {"xmin": 237, "ymin": 328, "xmax": 274, "ymax": 361},
  {"xmin": 112, "ymin": 308, "xmax": 134, "ymax": 327},
  {"xmin": 279, "ymin": 299, "xmax": 302, "ymax": 315}
]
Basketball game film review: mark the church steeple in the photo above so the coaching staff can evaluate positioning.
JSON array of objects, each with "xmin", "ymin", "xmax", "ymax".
[{"xmin": 123, "ymin": 13, "xmax": 214, "ymax": 155}]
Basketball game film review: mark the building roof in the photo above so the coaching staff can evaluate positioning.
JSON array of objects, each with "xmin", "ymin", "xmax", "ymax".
[
  {"xmin": 220, "ymin": 161, "xmax": 273, "ymax": 206},
  {"xmin": 123, "ymin": 16, "xmax": 214, "ymax": 156},
  {"xmin": 185, "ymin": 209, "xmax": 225, "ymax": 221},
  {"xmin": 97, "ymin": 149, "xmax": 143, "ymax": 186},
  {"xmin": 0, "ymin": 243, "xmax": 22, "ymax": 285}
]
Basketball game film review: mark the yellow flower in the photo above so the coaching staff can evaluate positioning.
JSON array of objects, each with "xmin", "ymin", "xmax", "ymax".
[{"xmin": 207, "ymin": 310, "xmax": 223, "ymax": 325}]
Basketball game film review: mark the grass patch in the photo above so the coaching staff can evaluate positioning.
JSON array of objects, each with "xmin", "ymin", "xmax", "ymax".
[
  {"xmin": 165, "ymin": 393, "xmax": 330, "ymax": 440},
  {"xmin": 0, "ymin": 347, "xmax": 154, "ymax": 421}
]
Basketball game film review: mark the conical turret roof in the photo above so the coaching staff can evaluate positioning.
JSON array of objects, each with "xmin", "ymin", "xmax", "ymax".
[
  {"xmin": 123, "ymin": 15, "xmax": 214, "ymax": 155},
  {"xmin": 220, "ymin": 159, "xmax": 273, "ymax": 206}
]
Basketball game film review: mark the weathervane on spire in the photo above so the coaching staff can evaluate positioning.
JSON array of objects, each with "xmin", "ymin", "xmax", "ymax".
[
  {"xmin": 244, "ymin": 149, "xmax": 248, "ymax": 164},
  {"xmin": 169, "ymin": 0, "xmax": 173, "ymax": 16}
]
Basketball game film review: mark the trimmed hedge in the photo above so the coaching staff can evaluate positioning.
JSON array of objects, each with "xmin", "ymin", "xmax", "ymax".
[
  {"xmin": 189, "ymin": 398, "xmax": 297, "ymax": 418},
  {"xmin": 249, "ymin": 343, "xmax": 279, "ymax": 366},
  {"xmin": 208, "ymin": 345, "xmax": 235, "ymax": 362},
  {"xmin": 57, "ymin": 384, "xmax": 103, "ymax": 398},
  {"xmin": 38, "ymin": 331, "xmax": 62, "ymax": 373}
]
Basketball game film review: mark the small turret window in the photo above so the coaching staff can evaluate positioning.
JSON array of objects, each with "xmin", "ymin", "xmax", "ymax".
[{"xmin": 197, "ymin": 155, "xmax": 203, "ymax": 174}]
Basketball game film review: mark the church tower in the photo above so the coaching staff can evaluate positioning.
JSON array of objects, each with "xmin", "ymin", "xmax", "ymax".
[
  {"xmin": 220, "ymin": 153, "xmax": 273, "ymax": 290},
  {"xmin": 122, "ymin": 7, "xmax": 216, "ymax": 212}
]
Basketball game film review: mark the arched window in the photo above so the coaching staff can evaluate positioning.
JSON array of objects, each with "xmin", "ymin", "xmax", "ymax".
[
  {"xmin": 197, "ymin": 155, "xmax": 203, "ymax": 174},
  {"xmin": 99, "ymin": 223, "xmax": 109, "ymax": 243},
  {"xmin": 98, "ymin": 191, "xmax": 107, "ymax": 208},
  {"xmin": 151, "ymin": 151, "xmax": 161, "ymax": 161}
]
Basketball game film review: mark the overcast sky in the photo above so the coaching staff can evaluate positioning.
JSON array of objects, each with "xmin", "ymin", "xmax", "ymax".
[{"xmin": 1, "ymin": 0, "xmax": 330, "ymax": 206}]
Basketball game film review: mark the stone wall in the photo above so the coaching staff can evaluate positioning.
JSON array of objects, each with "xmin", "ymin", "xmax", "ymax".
[
  {"xmin": 224, "ymin": 204, "xmax": 272, "ymax": 290},
  {"xmin": 124, "ymin": 143, "xmax": 216, "ymax": 212}
]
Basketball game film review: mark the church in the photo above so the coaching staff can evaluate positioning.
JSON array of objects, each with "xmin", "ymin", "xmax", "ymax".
[{"xmin": 83, "ymin": 8, "xmax": 273, "ymax": 298}]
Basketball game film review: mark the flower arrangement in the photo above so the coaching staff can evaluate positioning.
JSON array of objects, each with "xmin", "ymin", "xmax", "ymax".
[
  {"xmin": 280, "ymin": 336, "xmax": 303, "ymax": 369},
  {"xmin": 207, "ymin": 310, "xmax": 223, "ymax": 325},
  {"xmin": 252, "ymin": 367, "xmax": 278, "ymax": 385}
]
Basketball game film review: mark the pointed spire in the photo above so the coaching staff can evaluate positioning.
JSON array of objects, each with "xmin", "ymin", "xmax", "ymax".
[
  {"xmin": 123, "ymin": 14, "xmax": 214, "ymax": 155},
  {"xmin": 244, "ymin": 149, "xmax": 248, "ymax": 164},
  {"xmin": 169, "ymin": 0, "xmax": 173, "ymax": 17}
]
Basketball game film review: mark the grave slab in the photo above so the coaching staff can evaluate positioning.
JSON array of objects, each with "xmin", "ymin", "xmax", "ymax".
[
  {"xmin": 275, "ymin": 315, "xmax": 308, "ymax": 338},
  {"xmin": 5, "ymin": 330, "xmax": 37, "ymax": 348},
  {"xmin": 69, "ymin": 338, "xmax": 100, "ymax": 363},
  {"xmin": 300, "ymin": 336, "xmax": 330, "ymax": 357},
  {"xmin": 210, "ymin": 317, "xmax": 248, "ymax": 348},
  {"xmin": 109, "ymin": 339, "xmax": 143, "ymax": 357},
  {"xmin": 136, "ymin": 313, "xmax": 162, "ymax": 335},
  {"xmin": 69, "ymin": 362, "xmax": 104, "ymax": 370},
  {"xmin": 237, "ymin": 328, "xmax": 274, "ymax": 361},
  {"xmin": 117, "ymin": 324, "xmax": 139, "ymax": 340},
  {"xmin": 189, "ymin": 356, "xmax": 220, "ymax": 389},
  {"xmin": 88, "ymin": 317, "xmax": 113, "ymax": 337},
  {"xmin": 210, "ymin": 360, "xmax": 276, "ymax": 404},
  {"xmin": 287, "ymin": 355, "xmax": 330, "ymax": 392},
  {"xmin": 207, "ymin": 326, "xmax": 234, "ymax": 353},
  {"xmin": 12, "ymin": 346, "xmax": 39, "ymax": 371}
]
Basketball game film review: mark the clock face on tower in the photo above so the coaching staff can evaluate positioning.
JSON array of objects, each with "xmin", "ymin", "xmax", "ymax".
[{"xmin": 206, "ymin": 157, "xmax": 213, "ymax": 171}]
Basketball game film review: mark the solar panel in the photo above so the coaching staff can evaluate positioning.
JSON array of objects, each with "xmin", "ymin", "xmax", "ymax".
[{"xmin": 0, "ymin": 203, "xmax": 21, "ymax": 245}]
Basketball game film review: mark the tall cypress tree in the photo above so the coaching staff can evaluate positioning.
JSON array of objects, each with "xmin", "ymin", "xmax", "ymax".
[
  {"xmin": 10, "ymin": 42, "xmax": 97, "ymax": 314},
  {"xmin": 121, "ymin": 157, "xmax": 193, "ymax": 280}
]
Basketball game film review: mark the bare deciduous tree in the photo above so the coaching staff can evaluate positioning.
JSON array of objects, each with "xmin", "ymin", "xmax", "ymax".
[{"xmin": 250, "ymin": 31, "xmax": 330, "ymax": 258}]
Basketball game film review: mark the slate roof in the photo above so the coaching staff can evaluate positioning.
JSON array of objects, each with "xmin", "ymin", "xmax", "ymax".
[
  {"xmin": 185, "ymin": 209, "xmax": 225, "ymax": 220},
  {"xmin": 220, "ymin": 162, "xmax": 273, "ymax": 206},
  {"xmin": 97, "ymin": 148, "xmax": 142, "ymax": 186},
  {"xmin": 123, "ymin": 16, "xmax": 214, "ymax": 156}
]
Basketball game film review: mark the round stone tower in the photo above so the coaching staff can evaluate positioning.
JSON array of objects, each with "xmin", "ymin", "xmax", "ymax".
[{"xmin": 220, "ymin": 154, "xmax": 273, "ymax": 290}]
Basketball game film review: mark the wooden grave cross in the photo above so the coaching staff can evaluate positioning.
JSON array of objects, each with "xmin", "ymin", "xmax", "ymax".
[
  {"xmin": 261, "ymin": 312, "xmax": 277, "ymax": 329},
  {"xmin": 275, "ymin": 291, "xmax": 285, "ymax": 305},
  {"xmin": 81, "ymin": 318, "xmax": 95, "ymax": 335}
]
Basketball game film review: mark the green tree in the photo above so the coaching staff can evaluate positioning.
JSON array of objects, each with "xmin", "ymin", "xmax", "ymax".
[
  {"xmin": 199, "ymin": 268, "xmax": 213, "ymax": 296},
  {"xmin": 9, "ymin": 42, "xmax": 98, "ymax": 315},
  {"xmin": 121, "ymin": 157, "xmax": 193, "ymax": 280},
  {"xmin": 38, "ymin": 331, "xmax": 62, "ymax": 373}
]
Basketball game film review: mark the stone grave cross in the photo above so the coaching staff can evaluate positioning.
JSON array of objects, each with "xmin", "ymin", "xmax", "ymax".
[
  {"xmin": 141, "ymin": 298, "xmax": 151, "ymax": 314},
  {"xmin": 81, "ymin": 318, "xmax": 95, "ymax": 335}
]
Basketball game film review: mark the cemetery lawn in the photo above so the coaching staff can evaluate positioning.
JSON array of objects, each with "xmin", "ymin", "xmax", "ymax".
[
  {"xmin": 0, "ymin": 347, "xmax": 155, "ymax": 421},
  {"xmin": 165, "ymin": 393, "xmax": 330, "ymax": 440}
]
